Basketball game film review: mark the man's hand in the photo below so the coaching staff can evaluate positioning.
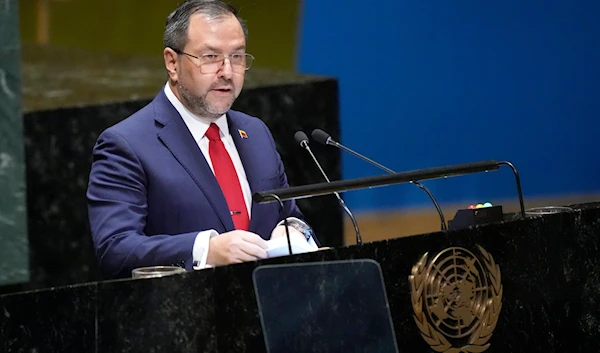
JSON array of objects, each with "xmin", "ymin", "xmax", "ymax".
[
  {"xmin": 207, "ymin": 230, "xmax": 268, "ymax": 266},
  {"xmin": 270, "ymin": 225, "xmax": 306, "ymax": 241}
]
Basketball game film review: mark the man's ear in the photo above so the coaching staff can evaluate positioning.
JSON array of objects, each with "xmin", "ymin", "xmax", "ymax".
[{"xmin": 164, "ymin": 47, "xmax": 179, "ymax": 82}]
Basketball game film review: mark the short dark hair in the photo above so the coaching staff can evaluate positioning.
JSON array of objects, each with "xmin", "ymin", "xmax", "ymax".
[{"xmin": 164, "ymin": 0, "xmax": 248, "ymax": 51}]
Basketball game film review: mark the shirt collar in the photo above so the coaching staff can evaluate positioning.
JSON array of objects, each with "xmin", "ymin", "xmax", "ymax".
[{"xmin": 163, "ymin": 83, "xmax": 229, "ymax": 142}]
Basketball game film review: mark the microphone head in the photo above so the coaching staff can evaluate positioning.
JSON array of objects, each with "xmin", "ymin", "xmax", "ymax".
[
  {"xmin": 294, "ymin": 131, "xmax": 309, "ymax": 146},
  {"xmin": 311, "ymin": 129, "xmax": 331, "ymax": 145}
]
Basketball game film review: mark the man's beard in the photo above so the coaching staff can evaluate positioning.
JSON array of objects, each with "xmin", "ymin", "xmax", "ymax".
[{"xmin": 178, "ymin": 80, "xmax": 235, "ymax": 120}]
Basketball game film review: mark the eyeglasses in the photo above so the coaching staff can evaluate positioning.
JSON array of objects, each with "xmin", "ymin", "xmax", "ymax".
[{"xmin": 171, "ymin": 48, "xmax": 255, "ymax": 73}]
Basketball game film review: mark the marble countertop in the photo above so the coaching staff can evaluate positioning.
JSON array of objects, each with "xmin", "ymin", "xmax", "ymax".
[{"xmin": 21, "ymin": 44, "xmax": 329, "ymax": 113}]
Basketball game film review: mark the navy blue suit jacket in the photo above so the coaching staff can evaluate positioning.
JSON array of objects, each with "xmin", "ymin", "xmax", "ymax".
[{"xmin": 87, "ymin": 90, "xmax": 304, "ymax": 278}]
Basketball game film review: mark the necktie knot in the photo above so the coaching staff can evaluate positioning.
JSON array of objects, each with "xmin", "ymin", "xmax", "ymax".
[{"xmin": 205, "ymin": 123, "xmax": 221, "ymax": 141}]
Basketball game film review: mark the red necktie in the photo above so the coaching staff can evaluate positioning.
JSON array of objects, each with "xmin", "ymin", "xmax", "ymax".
[{"xmin": 205, "ymin": 123, "xmax": 250, "ymax": 230}]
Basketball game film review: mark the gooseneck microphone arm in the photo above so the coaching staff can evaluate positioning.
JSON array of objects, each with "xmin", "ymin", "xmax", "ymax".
[
  {"xmin": 294, "ymin": 131, "xmax": 362, "ymax": 244},
  {"xmin": 311, "ymin": 129, "xmax": 447, "ymax": 231},
  {"xmin": 497, "ymin": 161, "xmax": 526, "ymax": 218},
  {"xmin": 265, "ymin": 193, "xmax": 293, "ymax": 255}
]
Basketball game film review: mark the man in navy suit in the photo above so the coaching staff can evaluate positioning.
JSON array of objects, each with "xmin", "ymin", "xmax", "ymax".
[{"xmin": 87, "ymin": 0, "xmax": 315, "ymax": 279}]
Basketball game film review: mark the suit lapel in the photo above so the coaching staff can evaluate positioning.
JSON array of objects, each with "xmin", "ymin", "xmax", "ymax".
[
  {"xmin": 228, "ymin": 114, "xmax": 262, "ymax": 233},
  {"xmin": 153, "ymin": 91, "xmax": 234, "ymax": 231}
]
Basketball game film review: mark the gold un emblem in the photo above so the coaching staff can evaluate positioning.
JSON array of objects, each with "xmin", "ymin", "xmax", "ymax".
[{"xmin": 409, "ymin": 246, "xmax": 503, "ymax": 353}]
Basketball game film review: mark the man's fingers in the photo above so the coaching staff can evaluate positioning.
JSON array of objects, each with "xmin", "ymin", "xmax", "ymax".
[
  {"xmin": 239, "ymin": 231, "xmax": 268, "ymax": 249},
  {"xmin": 212, "ymin": 230, "xmax": 269, "ymax": 265},
  {"xmin": 239, "ymin": 241, "xmax": 268, "ymax": 260}
]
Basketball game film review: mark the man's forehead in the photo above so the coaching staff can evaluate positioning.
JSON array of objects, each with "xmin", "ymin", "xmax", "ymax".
[
  {"xmin": 186, "ymin": 14, "xmax": 244, "ymax": 47},
  {"xmin": 188, "ymin": 13, "xmax": 239, "ymax": 32}
]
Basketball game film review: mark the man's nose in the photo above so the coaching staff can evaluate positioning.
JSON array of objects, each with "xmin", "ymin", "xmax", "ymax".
[{"xmin": 217, "ymin": 57, "xmax": 234, "ymax": 78}]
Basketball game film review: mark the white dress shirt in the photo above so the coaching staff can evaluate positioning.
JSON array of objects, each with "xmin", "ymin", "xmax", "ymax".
[{"xmin": 164, "ymin": 83, "xmax": 252, "ymax": 269}]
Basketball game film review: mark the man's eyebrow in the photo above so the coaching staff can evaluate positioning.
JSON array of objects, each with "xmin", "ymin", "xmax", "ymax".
[{"xmin": 200, "ymin": 44, "xmax": 247, "ymax": 53}]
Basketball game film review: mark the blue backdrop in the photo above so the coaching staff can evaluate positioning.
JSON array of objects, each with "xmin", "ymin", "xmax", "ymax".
[{"xmin": 297, "ymin": 0, "xmax": 600, "ymax": 212}]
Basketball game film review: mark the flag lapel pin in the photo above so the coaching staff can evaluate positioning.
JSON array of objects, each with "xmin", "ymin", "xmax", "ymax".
[{"xmin": 238, "ymin": 129, "xmax": 248, "ymax": 139}]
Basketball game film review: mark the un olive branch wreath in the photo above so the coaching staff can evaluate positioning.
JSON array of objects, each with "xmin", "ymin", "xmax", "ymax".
[{"xmin": 409, "ymin": 246, "xmax": 502, "ymax": 353}]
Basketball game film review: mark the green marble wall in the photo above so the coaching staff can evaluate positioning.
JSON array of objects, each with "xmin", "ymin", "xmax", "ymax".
[{"xmin": 0, "ymin": 0, "xmax": 28, "ymax": 285}]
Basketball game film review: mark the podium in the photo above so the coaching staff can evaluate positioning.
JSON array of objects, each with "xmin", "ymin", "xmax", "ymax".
[{"xmin": 2, "ymin": 200, "xmax": 600, "ymax": 352}]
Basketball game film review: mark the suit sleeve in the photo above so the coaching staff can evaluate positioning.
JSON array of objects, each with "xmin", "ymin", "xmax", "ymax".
[{"xmin": 87, "ymin": 129, "xmax": 197, "ymax": 278}]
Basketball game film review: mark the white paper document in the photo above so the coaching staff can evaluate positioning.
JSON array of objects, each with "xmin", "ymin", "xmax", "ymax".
[{"xmin": 265, "ymin": 235, "xmax": 319, "ymax": 258}]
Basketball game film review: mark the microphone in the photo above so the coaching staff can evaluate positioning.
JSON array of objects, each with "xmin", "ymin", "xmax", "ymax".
[
  {"xmin": 294, "ymin": 131, "xmax": 363, "ymax": 245},
  {"xmin": 311, "ymin": 129, "xmax": 447, "ymax": 231}
]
